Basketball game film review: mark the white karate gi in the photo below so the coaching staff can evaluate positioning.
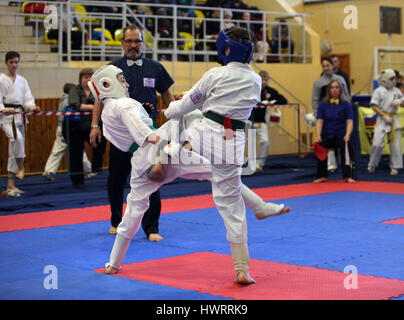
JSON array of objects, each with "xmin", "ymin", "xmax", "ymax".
[
  {"xmin": 368, "ymin": 86, "xmax": 404, "ymax": 170},
  {"xmin": 0, "ymin": 73, "xmax": 35, "ymax": 173},
  {"xmin": 164, "ymin": 62, "xmax": 261, "ymax": 244},
  {"xmin": 102, "ymin": 98, "xmax": 280, "ymax": 270}
]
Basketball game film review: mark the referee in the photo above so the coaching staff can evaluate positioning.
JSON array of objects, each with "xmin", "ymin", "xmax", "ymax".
[{"xmin": 90, "ymin": 25, "xmax": 174, "ymax": 241}]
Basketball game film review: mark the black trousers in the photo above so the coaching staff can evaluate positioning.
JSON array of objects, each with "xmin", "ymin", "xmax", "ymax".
[
  {"xmin": 63, "ymin": 119, "xmax": 106, "ymax": 186},
  {"xmin": 316, "ymin": 136, "xmax": 353, "ymax": 179},
  {"xmin": 108, "ymin": 143, "xmax": 161, "ymax": 237},
  {"xmin": 47, "ymin": 29, "xmax": 84, "ymax": 52}
]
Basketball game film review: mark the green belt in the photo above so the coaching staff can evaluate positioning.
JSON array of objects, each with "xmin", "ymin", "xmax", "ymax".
[
  {"xmin": 203, "ymin": 111, "xmax": 245, "ymax": 130},
  {"xmin": 128, "ymin": 125, "xmax": 156, "ymax": 154}
]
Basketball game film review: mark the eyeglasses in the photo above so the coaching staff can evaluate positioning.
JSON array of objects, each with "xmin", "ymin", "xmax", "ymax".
[{"xmin": 122, "ymin": 39, "xmax": 143, "ymax": 44}]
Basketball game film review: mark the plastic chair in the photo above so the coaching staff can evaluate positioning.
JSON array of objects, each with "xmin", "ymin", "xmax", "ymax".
[
  {"xmin": 44, "ymin": 29, "xmax": 58, "ymax": 44},
  {"xmin": 194, "ymin": 9, "xmax": 204, "ymax": 28},
  {"xmin": 89, "ymin": 28, "xmax": 120, "ymax": 46},
  {"xmin": 71, "ymin": 4, "xmax": 100, "ymax": 23},
  {"xmin": 114, "ymin": 28, "xmax": 123, "ymax": 42},
  {"xmin": 21, "ymin": 1, "xmax": 46, "ymax": 20},
  {"xmin": 178, "ymin": 32, "xmax": 195, "ymax": 51}
]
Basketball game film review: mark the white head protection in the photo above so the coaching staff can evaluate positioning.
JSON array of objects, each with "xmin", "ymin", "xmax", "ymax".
[
  {"xmin": 377, "ymin": 69, "xmax": 396, "ymax": 89},
  {"xmin": 88, "ymin": 65, "xmax": 127, "ymax": 101}
]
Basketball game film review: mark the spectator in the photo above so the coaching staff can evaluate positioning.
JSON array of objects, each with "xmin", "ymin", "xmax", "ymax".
[
  {"xmin": 270, "ymin": 19, "xmax": 295, "ymax": 58},
  {"xmin": 313, "ymin": 80, "xmax": 355, "ymax": 183},
  {"xmin": 47, "ymin": 0, "xmax": 87, "ymax": 58},
  {"xmin": 195, "ymin": 8, "xmax": 221, "ymax": 61},
  {"xmin": 330, "ymin": 54, "xmax": 351, "ymax": 94},
  {"xmin": 42, "ymin": 83, "xmax": 93, "ymax": 181},
  {"xmin": 311, "ymin": 57, "xmax": 350, "ymax": 172},
  {"xmin": 247, "ymin": 70, "xmax": 287, "ymax": 172},
  {"xmin": 63, "ymin": 68, "xmax": 106, "ymax": 188}
]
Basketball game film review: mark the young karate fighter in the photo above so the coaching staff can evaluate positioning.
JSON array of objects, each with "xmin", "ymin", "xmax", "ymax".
[
  {"xmin": 368, "ymin": 69, "xmax": 404, "ymax": 175},
  {"xmin": 88, "ymin": 64, "xmax": 290, "ymax": 285},
  {"xmin": 164, "ymin": 27, "xmax": 290, "ymax": 284},
  {"xmin": 0, "ymin": 51, "xmax": 39, "ymax": 196}
]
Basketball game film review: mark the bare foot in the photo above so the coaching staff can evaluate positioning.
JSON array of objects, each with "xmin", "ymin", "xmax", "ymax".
[
  {"xmin": 148, "ymin": 233, "xmax": 164, "ymax": 242},
  {"xmin": 235, "ymin": 271, "xmax": 256, "ymax": 285},
  {"xmin": 105, "ymin": 265, "xmax": 119, "ymax": 274},
  {"xmin": 313, "ymin": 177, "xmax": 328, "ymax": 183},
  {"xmin": 109, "ymin": 226, "xmax": 117, "ymax": 235},
  {"xmin": 255, "ymin": 206, "xmax": 290, "ymax": 220},
  {"xmin": 147, "ymin": 162, "xmax": 165, "ymax": 182},
  {"xmin": 345, "ymin": 178, "xmax": 356, "ymax": 183},
  {"xmin": 16, "ymin": 170, "xmax": 25, "ymax": 180}
]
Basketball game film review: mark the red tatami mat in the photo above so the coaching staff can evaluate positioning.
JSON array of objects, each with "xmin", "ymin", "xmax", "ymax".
[
  {"xmin": 383, "ymin": 218, "xmax": 404, "ymax": 226},
  {"xmin": 94, "ymin": 252, "xmax": 404, "ymax": 300},
  {"xmin": 2, "ymin": 181, "xmax": 403, "ymax": 232}
]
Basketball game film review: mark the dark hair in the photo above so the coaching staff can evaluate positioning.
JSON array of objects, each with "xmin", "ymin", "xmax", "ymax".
[
  {"xmin": 323, "ymin": 80, "xmax": 346, "ymax": 103},
  {"xmin": 5, "ymin": 51, "xmax": 20, "ymax": 63},
  {"xmin": 321, "ymin": 57, "xmax": 333, "ymax": 65},
  {"xmin": 79, "ymin": 68, "xmax": 94, "ymax": 82},
  {"xmin": 227, "ymin": 27, "xmax": 251, "ymax": 44},
  {"xmin": 63, "ymin": 83, "xmax": 75, "ymax": 94},
  {"xmin": 122, "ymin": 25, "xmax": 142, "ymax": 40},
  {"xmin": 397, "ymin": 82, "xmax": 403, "ymax": 89}
]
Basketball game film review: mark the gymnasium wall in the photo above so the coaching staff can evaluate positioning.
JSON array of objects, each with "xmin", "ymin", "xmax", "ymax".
[{"xmin": 248, "ymin": 0, "xmax": 404, "ymax": 94}]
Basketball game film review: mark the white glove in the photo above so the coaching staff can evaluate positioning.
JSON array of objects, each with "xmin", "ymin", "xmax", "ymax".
[
  {"xmin": 261, "ymin": 100, "xmax": 269, "ymax": 105},
  {"xmin": 383, "ymin": 115, "xmax": 392, "ymax": 124},
  {"xmin": 391, "ymin": 99, "xmax": 402, "ymax": 107},
  {"xmin": 304, "ymin": 113, "xmax": 316, "ymax": 127}
]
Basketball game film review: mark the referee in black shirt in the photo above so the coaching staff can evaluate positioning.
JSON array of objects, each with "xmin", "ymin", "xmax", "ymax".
[{"xmin": 90, "ymin": 25, "xmax": 174, "ymax": 241}]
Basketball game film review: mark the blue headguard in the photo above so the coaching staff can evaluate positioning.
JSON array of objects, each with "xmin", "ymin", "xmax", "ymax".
[{"xmin": 216, "ymin": 28, "xmax": 254, "ymax": 66}]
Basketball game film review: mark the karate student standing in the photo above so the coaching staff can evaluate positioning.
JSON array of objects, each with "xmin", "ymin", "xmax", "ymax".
[
  {"xmin": 165, "ymin": 27, "xmax": 289, "ymax": 284},
  {"xmin": 0, "ymin": 51, "xmax": 39, "ymax": 196},
  {"xmin": 368, "ymin": 69, "xmax": 404, "ymax": 175}
]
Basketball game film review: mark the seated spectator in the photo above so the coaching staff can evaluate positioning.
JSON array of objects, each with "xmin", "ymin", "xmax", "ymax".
[
  {"xmin": 270, "ymin": 19, "xmax": 295, "ymax": 56},
  {"xmin": 47, "ymin": 0, "xmax": 87, "ymax": 58},
  {"xmin": 195, "ymin": 8, "xmax": 221, "ymax": 61}
]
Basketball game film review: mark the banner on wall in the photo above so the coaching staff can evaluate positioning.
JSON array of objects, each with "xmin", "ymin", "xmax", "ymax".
[{"xmin": 358, "ymin": 107, "xmax": 404, "ymax": 154}]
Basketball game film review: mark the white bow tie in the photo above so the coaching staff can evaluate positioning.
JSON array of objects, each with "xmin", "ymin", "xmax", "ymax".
[{"xmin": 127, "ymin": 58, "xmax": 143, "ymax": 67}]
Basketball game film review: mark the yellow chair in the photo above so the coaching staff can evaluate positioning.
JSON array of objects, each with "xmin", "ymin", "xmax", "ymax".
[
  {"xmin": 89, "ymin": 28, "xmax": 120, "ymax": 46},
  {"xmin": 44, "ymin": 29, "xmax": 58, "ymax": 44},
  {"xmin": 114, "ymin": 28, "xmax": 123, "ymax": 42},
  {"xmin": 194, "ymin": 9, "xmax": 205, "ymax": 28},
  {"xmin": 144, "ymin": 31, "xmax": 154, "ymax": 48},
  {"xmin": 71, "ymin": 4, "xmax": 100, "ymax": 24},
  {"xmin": 178, "ymin": 32, "xmax": 195, "ymax": 51}
]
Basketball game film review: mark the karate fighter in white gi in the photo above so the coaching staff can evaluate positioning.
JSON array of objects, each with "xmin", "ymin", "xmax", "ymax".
[
  {"xmin": 88, "ymin": 62, "xmax": 290, "ymax": 284},
  {"xmin": 0, "ymin": 51, "xmax": 39, "ymax": 196},
  {"xmin": 367, "ymin": 69, "xmax": 404, "ymax": 175},
  {"xmin": 164, "ymin": 27, "xmax": 290, "ymax": 284}
]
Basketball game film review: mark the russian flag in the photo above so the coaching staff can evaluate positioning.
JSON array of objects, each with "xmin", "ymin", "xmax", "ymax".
[{"xmin": 364, "ymin": 113, "xmax": 377, "ymax": 126}]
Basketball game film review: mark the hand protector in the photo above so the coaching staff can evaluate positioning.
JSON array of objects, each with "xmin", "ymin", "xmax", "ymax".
[
  {"xmin": 304, "ymin": 112, "xmax": 316, "ymax": 127},
  {"xmin": 383, "ymin": 115, "xmax": 393, "ymax": 124},
  {"xmin": 391, "ymin": 99, "xmax": 402, "ymax": 108}
]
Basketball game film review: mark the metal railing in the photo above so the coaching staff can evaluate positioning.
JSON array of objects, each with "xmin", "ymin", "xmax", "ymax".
[{"xmin": 0, "ymin": 0, "xmax": 312, "ymax": 64}]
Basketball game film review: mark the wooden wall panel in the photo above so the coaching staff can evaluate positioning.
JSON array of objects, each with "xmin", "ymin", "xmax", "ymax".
[{"xmin": 1, "ymin": 96, "xmax": 166, "ymax": 176}]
